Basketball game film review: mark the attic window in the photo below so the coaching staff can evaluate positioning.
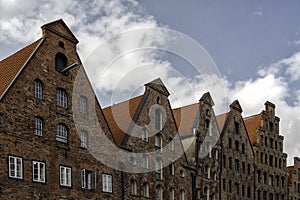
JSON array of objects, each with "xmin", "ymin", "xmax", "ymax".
[
  {"xmin": 59, "ymin": 41, "xmax": 65, "ymax": 48},
  {"xmin": 55, "ymin": 53, "xmax": 67, "ymax": 72}
]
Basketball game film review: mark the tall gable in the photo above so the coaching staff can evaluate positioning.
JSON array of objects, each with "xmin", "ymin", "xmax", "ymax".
[
  {"xmin": 145, "ymin": 78, "xmax": 170, "ymax": 96},
  {"xmin": 244, "ymin": 114, "xmax": 262, "ymax": 144}
]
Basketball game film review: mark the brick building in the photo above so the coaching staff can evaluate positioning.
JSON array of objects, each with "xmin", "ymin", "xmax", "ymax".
[{"xmin": 0, "ymin": 19, "xmax": 298, "ymax": 200}]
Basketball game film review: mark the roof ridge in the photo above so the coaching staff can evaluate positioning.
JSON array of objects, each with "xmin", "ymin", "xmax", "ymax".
[
  {"xmin": 103, "ymin": 95, "xmax": 143, "ymax": 110},
  {"xmin": 244, "ymin": 113, "xmax": 261, "ymax": 120},
  {"xmin": 172, "ymin": 102, "xmax": 198, "ymax": 111}
]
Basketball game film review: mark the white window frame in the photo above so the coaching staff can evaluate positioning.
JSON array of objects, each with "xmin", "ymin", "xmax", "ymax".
[
  {"xmin": 155, "ymin": 185, "xmax": 163, "ymax": 200},
  {"xmin": 131, "ymin": 180, "xmax": 137, "ymax": 195},
  {"xmin": 180, "ymin": 189, "xmax": 186, "ymax": 200},
  {"xmin": 56, "ymin": 89, "xmax": 68, "ymax": 108},
  {"xmin": 170, "ymin": 162, "xmax": 175, "ymax": 176},
  {"xmin": 34, "ymin": 80, "xmax": 43, "ymax": 99},
  {"xmin": 143, "ymin": 183, "xmax": 150, "ymax": 198},
  {"xmin": 34, "ymin": 117, "xmax": 43, "ymax": 136},
  {"xmin": 155, "ymin": 109, "xmax": 163, "ymax": 130},
  {"xmin": 80, "ymin": 130, "xmax": 88, "ymax": 148},
  {"xmin": 170, "ymin": 188, "xmax": 175, "ymax": 200},
  {"xmin": 32, "ymin": 160, "xmax": 45, "ymax": 183},
  {"xmin": 56, "ymin": 124, "xmax": 68, "ymax": 143},
  {"xmin": 80, "ymin": 96, "xmax": 87, "ymax": 115},
  {"xmin": 81, "ymin": 169, "xmax": 95, "ymax": 190},
  {"xmin": 102, "ymin": 174, "xmax": 112, "ymax": 193},
  {"xmin": 60, "ymin": 166, "xmax": 72, "ymax": 187},
  {"xmin": 8, "ymin": 156, "xmax": 23, "ymax": 179}
]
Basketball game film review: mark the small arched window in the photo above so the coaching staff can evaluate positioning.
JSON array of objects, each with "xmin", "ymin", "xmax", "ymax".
[
  {"xmin": 55, "ymin": 53, "xmax": 67, "ymax": 72},
  {"xmin": 130, "ymin": 180, "xmax": 137, "ymax": 195},
  {"xmin": 56, "ymin": 124, "xmax": 68, "ymax": 143},
  {"xmin": 155, "ymin": 159, "xmax": 163, "ymax": 180},
  {"xmin": 155, "ymin": 134, "xmax": 162, "ymax": 153},
  {"xmin": 142, "ymin": 155, "xmax": 149, "ymax": 169},
  {"xmin": 203, "ymin": 187, "xmax": 208, "ymax": 200},
  {"xmin": 80, "ymin": 96, "xmax": 87, "ymax": 115},
  {"xmin": 170, "ymin": 188, "xmax": 175, "ymax": 200},
  {"xmin": 56, "ymin": 89, "xmax": 68, "ymax": 108},
  {"xmin": 80, "ymin": 130, "xmax": 88, "ymax": 148},
  {"xmin": 180, "ymin": 189, "xmax": 186, "ymax": 200},
  {"xmin": 142, "ymin": 128, "xmax": 148, "ymax": 142},
  {"xmin": 142, "ymin": 183, "xmax": 149, "ymax": 198},
  {"xmin": 155, "ymin": 109, "xmax": 163, "ymax": 130},
  {"xmin": 34, "ymin": 80, "xmax": 43, "ymax": 99},
  {"xmin": 34, "ymin": 117, "xmax": 43, "ymax": 136},
  {"xmin": 155, "ymin": 185, "xmax": 163, "ymax": 200}
]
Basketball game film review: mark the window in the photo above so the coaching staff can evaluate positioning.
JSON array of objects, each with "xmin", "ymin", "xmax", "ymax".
[
  {"xmin": 142, "ymin": 155, "xmax": 149, "ymax": 169},
  {"xmin": 80, "ymin": 96, "xmax": 87, "ymax": 115},
  {"xmin": 242, "ymin": 185, "xmax": 245, "ymax": 196},
  {"xmin": 169, "ymin": 139, "xmax": 174, "ymax": 151},
  {"xmin": 130, "ymin": 156, "xmax": 137, "ymax": 166},
  {"xmin": 81, "ymin": 169, "xmax": 94, "ymax": 190},
  {"xmin": 170, "ymin": 188, "xmax": 175, "ymax": 200},
  {"xmin": 155, "ymin": 109, "xmax": 163, "ymax": 130},
  {"xmin": 263, "ymin": 172, "xmax": 267, "ymax": 184},
  {"xmin": 169, "ymin": 162, "xmax": 175, "ymax": 175},
  {"xmin": 80, "ymin": 130, "xmax": 88, "ymax": 148},
  {"xmin": 142, "ymin": 128, "xmax": 149, "ymax": 142},
  {"xmin": 269, "ymin": 138, "xmax": 273, "ymax": 148},
  {"xmin": 155, "ymin": 134, "xmax": 162, "ymax": 153},
  {"xmin": 56, "ymin": 124, "xmax": 68, "ymax": 143},
  {"xmin": 247, "ymin": 187, "xmax": 251, "ymax": 198},
  {"xmin": 205, "ymin": 119, "xmax": 210, "ymax": 136},
  {"xmin": 247, "ymin": 163, "xmax": 251, "ymax": 175},
  {"xmin": 223, "ymin": 155, "xmax": 226, "ymax": 168},
  {"xmin": 229, "ymin": 181, "xmax": 232, "ymax": 193},
  {"xmin": 234, "ymin": 183, "xmax": 239, "ymax": 195},
  {"xmin": 180, "ymin": 169, "xmax": 185, "ymax": 178},
  {"xmin": 143, "ymin": 183, "xmax": 149, "ymax": 198},
  {"xmin": 269, "ymin": 155, "xmax": 273, "ymax": 166},
  {"xmin": 130, "ymin": 180, "xmax": 137, "ymax": 195},
  {"xmin": 235, "ymin": 140, "xmax": 239, "ymax": 151},
  {"xmin": 228, "ymin": 138, "xmax": 232, "ymax": 148},
  {"xmin": 204, "ymin": 166, "xmax": 210, "ymax": 179},
  {"xmin": 269, "ymin": 122, "xmax": 273, "ymax": 132},
  {"xmin": 34, "ymin": 117, "xmax": 43, "ymax": 136},
  {"xmin": 8, "ymin": 156, "xmax": 23, "ymax": 179},
  {"xmin": 242, "ymin": 162, "xmax": 245, "ymax": 173},
  {"xmin": 242, "ymin": 143, "xmax": 245, "ymax": 154},
  {"xmin": 56, "ymin": 89, "xmax": 68, "ymax": 108},
  {"xmin": 102, "ymin": 174, "xmax": 112, "ymax": 193},
  {"xmin": 222, "ymin": 179, "xmax": 226, "ymax": 191},
  {"xmin": 155, "ymin": 185, "xmax": 163, "ymax": 200},
  {"xmin": 156, "ymin": 159, "xmax": 163, "ymax": 180},
  {"xmin": 55, "ymin": 53, "xmax": 67, "ymax": 72},
  {"xmin": 32, "ymin": 161, "xmax": 45, "ymax": 183},
  {"xmin": 235, "ymin": 159, "xmax": 239, "ymax": 171},
  {"xmin": 268, "ymin": 175, "xmax": 273, "ymax": 186},
  {"xmin": 180, "ymin": 189, "xmax": 186, "ymax": 200},
  {"xmin": 34, "ymin": 80, "xmax": 43, "ymax": 99},
  {"xmin": 229, "ymin": 157, "xmax": 232, "ymax": 169},
  {"xmin": 234, "ymin": 121, "xmax": 239, "ymax": 134},
  {"xmin": 203, "ymin": 187, "xmax": 208, "ymax": 200},
  {"xmin": 60, "ymin": 166, "xmax": 71, "ymax": 187}
]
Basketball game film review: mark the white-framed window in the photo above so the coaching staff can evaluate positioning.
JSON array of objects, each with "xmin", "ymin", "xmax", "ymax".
[
  {"xmin": 156, "ymin": 159, "xmax": 163, "ymax": 180},
  {"xmin": 170, "ymin": 162, "xmax": 175, "ymax": 176},
  {"xmin": 34, "ymin": 80, "xmax": 43, "ymax": 99},
  {"xmin": 34, "ymin": 117, "xmax": 43, "ymax": 136},
  {"xmin": 56, "ymin": 124, "xmax": 68, "ymax": 143},
  {"xmin": 155, "ymin": 185, "xmax": 163, "ymax": 200},
  {"xmin": 102, "ymin": 174, "xmax": 112, "ymax": 193},
  {"xmin": 56, "ymin": 89, "xmax": 68, "ymax": 108},
  {"xmin": 180, "ymin": 189, "xmax": 186, "ymax": 200},
  {"xmin": 203, "ymin": 187, "xmax": 209, "ymax": 200},
  {"xmin": 169, "ymin": 139, "xmax": 174, "ymax": 151},
  {"xmin": 32, "ymin": 161, "xmax": 45, "ymax": 183},
  {"xmin": 80, "ymin": 96, "xmax": 87, "ymax": 115},
  {"xmin": 60, "ymin": 166, "xmax": 71, "ymax": 187},
  {"xmin": 130, "ymin": 179, "xmax": 137, "ymax": 195},
  {"xmin": 142, "ymin": 155, "xmax": 149, "ymax": 169},
  {"xmin": 142, "ymin": 128, "xmax": 149, "ymax": 142},
  {"xmin": 130, "ymin": 156, "xmax": 137, "ymax": 166},
  {"xmin": 170, "ymin": 188, "xmax": 175, "ymax": 200},
  {"xmin": 155, "ymin": 109, "xmax": 163, "ymax": 130},
  {"xmin": 80, "ymin": 130, "xmax": 88, "ymax": 148},
  {"xmin": 8, "ymin": 156, "xmax": 23, "ymax": 179},
  {"xmin": 155, "ymin": 134, "xmax": 162, "ymax": 153},
  {"xmin": 143, "ymin": 183, "xmax": 149, "ymax": 198},
  {"xmin": 81, "ymin": 169, "xmax": 95, "ymax": 190}
]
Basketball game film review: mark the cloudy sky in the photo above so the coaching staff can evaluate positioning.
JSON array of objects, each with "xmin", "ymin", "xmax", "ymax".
[{"xmin": 0, "ymin": 0, "xmax": 300, "ymax": 165}]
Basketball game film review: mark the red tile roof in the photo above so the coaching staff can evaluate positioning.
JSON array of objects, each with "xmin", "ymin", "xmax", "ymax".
[
  {"xmin": 102, "ymin": 96, "xmax": 143, "ymax": 146},
  {"xmin": 216, "ymin": 113, "xmax": 229, "ymax": 132},
  {"xmin": 173, "ymin": 103, "xmax": 199, "ymax": 136},
  {"xmin": 0, "ymin": 39, "xmax": 43, "ymax": 99},
  {"xmin": 244, "ymin": 114, "xmax": 261, "ymax": 144}
]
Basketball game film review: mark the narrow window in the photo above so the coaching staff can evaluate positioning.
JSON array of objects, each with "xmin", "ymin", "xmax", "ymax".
[
  {"xmin": 269, "ymin": 122, "xmax": 273, "ymax": 132},
  {"xmin": 56, "ymin": 89, "xmax": 68, "ymax": 108},
  {"xmin": 32, "ymin": 161, "xmax": 45, "ymax": 183},
  {"xmin": 56, "ymin": 124, "xmax": 68, "ymax": 143},
  {"xmin": 235, "ymin": 140, "xmax": 239, "ymax": 151},
  {"xmin": 169, "ymin": 138, "xmax": 174, "ymax": 151},
  {"xmin": 247, "ymin": 187, "xmax": 251, "ymax": 198},
  {"xmin": 60, "ymin": 166, "xmax": 72, "ymax": 187},
  {"xmin": 81, "ymin": 169, "xmax": 94, "ymax": 190},
  {"xmin": 130, "ymin": 180, "xmax": 137, "ymax": 195},
  {"xmin": 80, "ymin": 96, "xmax": 87, "ymax": 115},
  {"xmin": 34, "ymin": 117, "xmax": 43, "ymax": 136},
  {"xmin": 34, "ymin": 80, "xmax": 43, "ymax": 99},
  {"xmin": 143, "ymin": 183, "xmax": 149, "ymax": 198},
  {"xmin": 142, "ymin": 128, "xmax": 149, "ymax": 142},
  {"xmin": 205, "ymin": 119, "xmax": 210, "ymax": 136},
  {"xmin": 170, "ymin": 188, "xmax": 175, "ymax": 200},
  {"xmin": 155, "ymin": 109, "xmax": 163, "ymax": 131},
  {"xmin": 169, "ymin": 162, "xmax": 175, "ymax": 175},
  {"xmin": 180, "ymin": 189, "xmax": 186, "ymax": 200},
  {"xmin": 8, "ymin": 156, "xmax": 23, "ymax": 179},
  {"xmin": 229, "ymin": 157, "xmax": 232, "ymax": 169},
  {"xmin": 242, "ymin": 143, "xmax": 245, "ymax": 154},
  {"xmin": 155, "ymin": 159, "xmax": 163, "ymax": 180},
  {"xmin": 55, "ymin": 53, "xmax": 67, "ymax": 72},
  {"xmin": 203, "ymin": 187, "xmax": 209, "ymax": 200},
  {"xmin": 234, "ymin": 121, "xmax": 239, "ymax": 134},
  {"xmin": 155, "ymin": 134, "xmax": 162, "ymax": 153},
  {"xmin": 80, "ymin": 130, "xmax": 88, "ymax": 148},
  {"xmin": 234, "ymin": 183, "xmax": 239, "ymax": 195},
  {"xmin": 235, "ymin": 159, "xmax": 239, "ymax": 171},
  {"xmin": 102, "ymin": 174, "xmax": 112, "ymax": 193},
  {"xmin": 228, "ymin": 138, "xmax": 232, "ymax": 148},
  {"xmin": 204, "ymin": 166, "xmax": 210, "ymax": 179},
  {"xmin": 155, "ymin": 185, "xmax": 163, "ymax": 200},
  {"xmin": 142, "ymin": 155, "xmax": 149, "ymax": 169}
]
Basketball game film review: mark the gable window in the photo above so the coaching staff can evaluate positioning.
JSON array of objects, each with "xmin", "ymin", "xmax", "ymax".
[
  {"xmin": 34, "ymin": 80, "xmax": 43, "ymax": 99},
  {"xmin": 56, "ymin": 124, "xmax": 68, "ymax": 143},
  {"xmin": 228, "ymin": 138, "xmax": 232, "ymax": 148},
  {"xmin": 81, "ymin": 169, "xmax": 94, "ymax": 190},
  {"xmin": 56, "ymin": 89, "xmax": 68, "ymax": 108},
  {"xmin": 234, "ymin": 122, "xmax": 239, "ymax": 134},
  {"xmin": 102, "ymin": 174, "xmax": 112, "ymax": 193},
  {"xmin": 155, "ymin": 109, "xmax": 163, "ymax": 131},
  {"xmin": 269, "ymin": 122, "xmax": 273, "ymax": 132},
  {"xmin": 32, "ymin": 161, "xmax": 45, "ymax": 183},
  {"xmin": 55, "ymin": 53, "xmax": 67, "ymax": 72},
  {"xmin": 60, "ymin": 166, "xmax": 72, "ymax": 187},
  {"xmin": 142, "ymin": 155, "xmax": 149, "ymax": 169},
  {"xmin": 235, "ymin": 140, "xmax": 239, "ymax": 151},
  {"xmin": 142, "ymin": 128, "xmax": 149, "ymax": 142},
  {"xmin": 155, "ymin": 134, "xmax": 162, "ymax": 153},
  {"xmin": 155, "ymin": 159, "xmax": 163, "ymax": 180},
  {"xmin": 180, "ymin": 189, "xmax": 186, "ymax": 200},
  {"xmin": 242, "ymin": 143, "xmax": 245, "ymax": 154},
  {"xmin": 143, "ymin": 183, "xmax": 149, "ymax": 198},
  {"xmin": 80, "ymin": 130, "xmax": 88, "ymax": 148},
  {"xmin": 169, "ymin": 138, "xmax": 174, "ymax": 151},
  {"xmin": 34, "ymin": 117, "xmax": 43, "ymax": 136},
  {"xmin": 205, "ymin": 119, "xmax": 210, "ymax": 136},
  {"xmin": 130, "ymin": 180, "xmax": 137, "ymax": 195},
  {"xmin": 155, "ymin": 185, "xmax": 163, "ymax": 200},
  {"xmin": 235, "ymin": 159, "xmax": 239, "ymax": 171},
  {"xmin": 8, "ymin": 155, "xmax": 23, "ymax": 179},
  {"xmin": 80, "ymin": 96, "xmax": 87, "ymax": 115}
]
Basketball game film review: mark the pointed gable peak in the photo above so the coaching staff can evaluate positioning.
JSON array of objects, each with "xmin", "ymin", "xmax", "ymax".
[
  {"xmin": 230, "ymin": 100, "xmax": 243, "ymax": 113},
  {"xmin": 145, "ymin": 78, "xmax": 170, "ymax": 96},
  {"xmin": 199, "ymin": 92, "xmax": 214, "ymax": 106},
  {"xmin": 41, "ymin": 19, "xmax": 78, "ymax": 44}
]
